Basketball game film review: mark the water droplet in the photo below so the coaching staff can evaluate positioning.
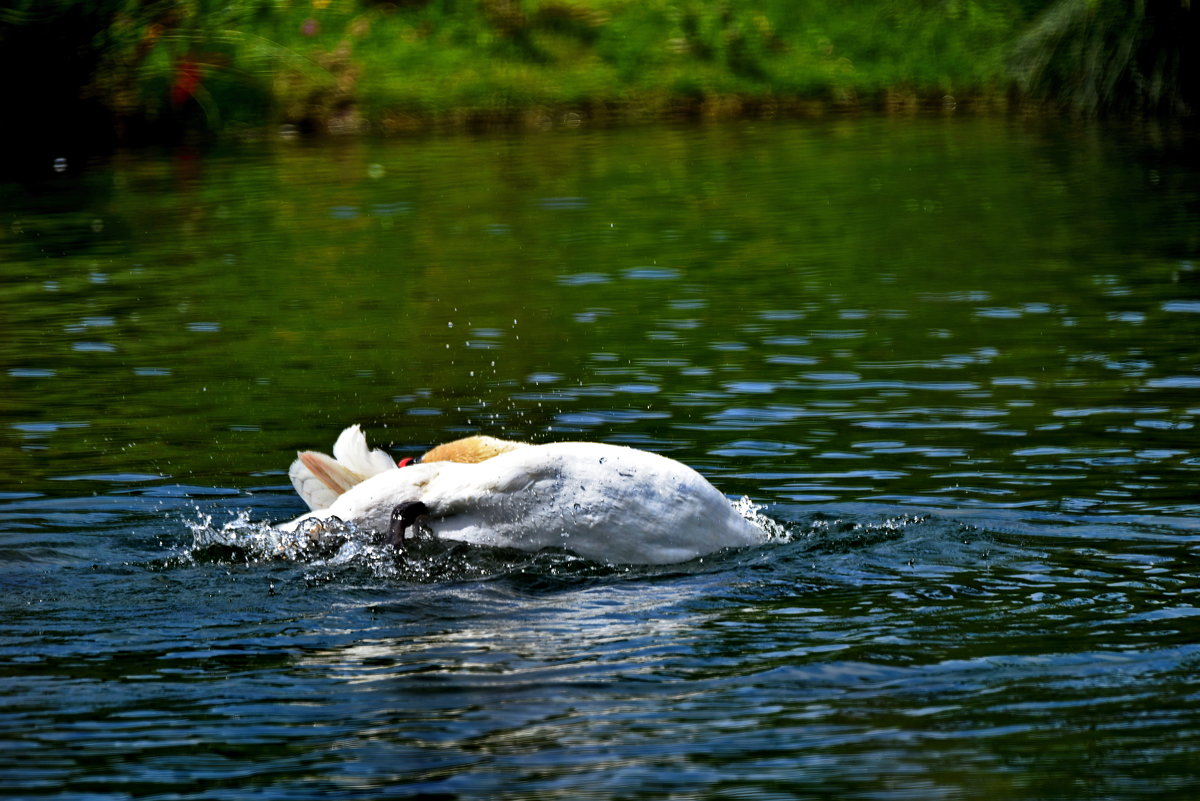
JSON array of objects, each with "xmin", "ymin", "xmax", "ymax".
[
  {"xmin": 367, "ymin": 163, "xmax": 385, "ymax": 179},
  {"xmin": 53, "ymin": 157, "xmax": 67, "ymax": 173}
]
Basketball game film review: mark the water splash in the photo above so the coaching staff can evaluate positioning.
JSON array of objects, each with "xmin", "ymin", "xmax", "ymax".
[
  {"xmin": 184, "ymin": 509, "xmax": 371, "ymax": 564},
  {"xmin": 179, "ymin": 508, "xmax": 595, "ymax": 582},
  {"xmin": 732, "ymin": 495, "xmax": 793, "ymax": 544}
]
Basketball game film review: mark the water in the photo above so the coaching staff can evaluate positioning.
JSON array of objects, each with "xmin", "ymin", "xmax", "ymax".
[{"xmin": 2, "ymin": 117, "xmax": 1199, "ymax": 799}]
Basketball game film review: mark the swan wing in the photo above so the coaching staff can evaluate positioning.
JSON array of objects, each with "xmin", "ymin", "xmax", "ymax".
[{"xmin": 422, "ymin": 443, "xmax": 766, "ymax": 564}]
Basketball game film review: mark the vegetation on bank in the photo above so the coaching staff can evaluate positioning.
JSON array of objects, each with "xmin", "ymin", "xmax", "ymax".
[{"xmin": 0, "ymin": 0, "xmax": 1196, "ymax": 148}]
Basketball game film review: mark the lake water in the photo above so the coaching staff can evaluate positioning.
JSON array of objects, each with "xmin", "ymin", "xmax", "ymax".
[{"xmin": 2, "ymin": 117, "xmax": 1199, "ymax": 799}]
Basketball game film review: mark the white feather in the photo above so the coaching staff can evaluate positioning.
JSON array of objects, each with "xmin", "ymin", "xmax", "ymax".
[
  {"xmin": 288, "ymin": 425, "xmax": 397, "ymax": 511},
  {"xmin": 288, "ymin": 457, "xmax": 342, "ymax": 511},
  {"xmin": 331, "ymin": 424, "xmax": 397, "ymax": 477}
]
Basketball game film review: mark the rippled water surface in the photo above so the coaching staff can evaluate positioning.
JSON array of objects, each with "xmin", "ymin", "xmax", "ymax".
[{"xmin": 2, "ymin": 118, "xmax": 1199, "ymax": 799}]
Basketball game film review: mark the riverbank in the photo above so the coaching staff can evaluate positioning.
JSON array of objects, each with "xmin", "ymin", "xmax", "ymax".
[
  {"xmin": 2, "ymin": 0, "xmax": 1195, "ymax": 153},
  {"xmin": 3, "ymin": 0, "xmax": 1031, "ymax": 147},
  {"xmin": 310, "ymin": 0, "xmax": 1025, "ymax": 135}
]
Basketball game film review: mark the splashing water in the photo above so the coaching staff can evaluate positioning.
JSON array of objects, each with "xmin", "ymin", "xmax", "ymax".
[
  {"xmin": 732, "ymin": 495, "xmax": 794, "ymax": 544},
  {"xmin": 184, "ymin": 509, "xmax": 369, "ymax": 563}
]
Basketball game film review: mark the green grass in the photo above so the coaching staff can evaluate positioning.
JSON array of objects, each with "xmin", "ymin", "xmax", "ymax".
[
  {"xmin": 83, "ymin": 0, "xmax": 1041, "ymax": 135},
  {"xmin": 3, "ymin": 0, "xmax": 1193, "ymax": 141}
]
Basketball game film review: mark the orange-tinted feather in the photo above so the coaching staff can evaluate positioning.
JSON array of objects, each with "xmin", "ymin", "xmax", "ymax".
[
  {"xmin": 298, "ymin": 450, "xmax": 361, "ymax": 495},
  {"xmin": 420, "ymin": 435, "xmax": 526, "ymax": 464}
]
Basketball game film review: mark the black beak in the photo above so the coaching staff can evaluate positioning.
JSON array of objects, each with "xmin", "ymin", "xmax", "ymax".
[{"xmin": 389, "ymin": 501, "xmax": 429, "ymax": 550}]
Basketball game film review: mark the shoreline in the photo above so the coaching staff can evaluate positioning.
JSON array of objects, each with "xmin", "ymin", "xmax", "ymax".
[
  {"xmin": 4, "ymin": 0, "xmax": 1195, "ymax": 158},
  {"xmin": 119, "ymin": 89, "xmax": 1028, "ymax": 146}
]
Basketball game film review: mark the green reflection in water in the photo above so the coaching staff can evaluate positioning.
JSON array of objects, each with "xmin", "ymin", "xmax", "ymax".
[{"xmin": 1, "ymin": 118, "xmax": 1197, "ymax": 514}]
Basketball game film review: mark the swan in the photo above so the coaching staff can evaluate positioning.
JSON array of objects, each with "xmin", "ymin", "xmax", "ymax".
[{"xmin": 280, "ymin": 426, "xmax": 768, "ymax": 565}]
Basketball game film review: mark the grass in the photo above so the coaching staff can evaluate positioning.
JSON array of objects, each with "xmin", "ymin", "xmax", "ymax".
[
  {"xmin": 2, "ymin": 0, "xmax": 1194, "ymax": 144},
  {"xmin": 85, "ymin": 0, "xmax": 1039, "ymax": 137}
]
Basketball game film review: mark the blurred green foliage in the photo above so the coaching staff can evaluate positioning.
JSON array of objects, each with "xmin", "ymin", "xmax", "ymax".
[
  {"xmin": 1011, "ymin": 0, "xmax": 1198, "ymax": 116},
  {"xmin": 0, "ymin": 0, "xmax": 1195, "ymax": 147}
]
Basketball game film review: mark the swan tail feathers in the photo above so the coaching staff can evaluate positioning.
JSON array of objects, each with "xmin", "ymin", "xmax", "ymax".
[
  {"xmin": 289, "ymin": 426, "xmax": 397, "ymax": 511},
  {"xmin": 290, "ymin": 451, "xmax": 361, "ymax": 511}
]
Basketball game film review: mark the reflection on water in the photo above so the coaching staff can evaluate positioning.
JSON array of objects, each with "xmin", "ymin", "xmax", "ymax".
[
  {"xmin": 2, "ymin": 118, "xmax": 1197, "ymax": 518},
  {"xmin": 1, "ymin": 117, "xmax": 1199, "ymax": 799}
]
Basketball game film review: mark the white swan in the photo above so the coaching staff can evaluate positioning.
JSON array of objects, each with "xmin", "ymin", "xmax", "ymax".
[{"xmin": 280, "ymin": 426, "xmax": 767, "ymax": 565}]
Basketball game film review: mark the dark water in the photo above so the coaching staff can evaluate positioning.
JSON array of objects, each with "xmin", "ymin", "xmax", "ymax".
[{"xmin": 2, "ymin": 117, "xmax": 1199, "ymax": 799}]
